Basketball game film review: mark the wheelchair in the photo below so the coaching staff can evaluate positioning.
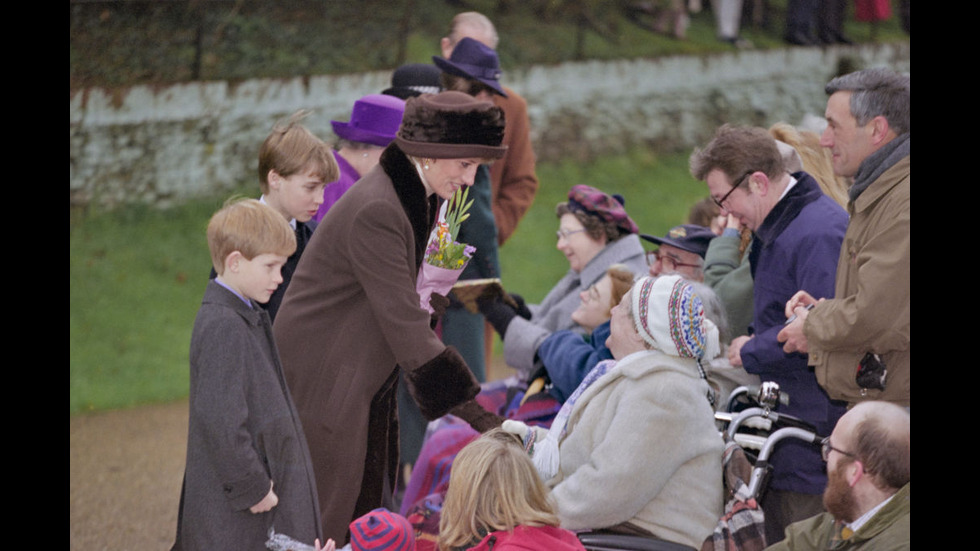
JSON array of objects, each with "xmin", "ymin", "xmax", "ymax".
[{"xmin": 577, "ymin": 383, "xmax": 823, "ymax": 551}]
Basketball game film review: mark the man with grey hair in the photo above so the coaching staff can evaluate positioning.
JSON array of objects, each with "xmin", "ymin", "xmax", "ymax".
[
  {"xmin": 442, "ymin": 12, "xmax": 500, "ymax": 53},
  {"xmin": 766, "ymin": 401, "xmax": 910, "ymax": 550},
  {"xmin": 435, "ymin": 11, "xmax": 540, "ymax": 380},
  {"xmin": 440, "ymin": 11, "xmax": 538, "ymax": 247},
  {"xmin": 779, "ymin": 68, "xmax": 910, "ymax": 409}
]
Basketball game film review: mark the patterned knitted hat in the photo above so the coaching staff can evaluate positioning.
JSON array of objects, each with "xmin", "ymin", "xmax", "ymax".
[
  {"xmin": 630, "ymin": 275, "xmax": 719, "ymax": 360},
  {"xmin": 349, "ymin": 508, "xmax": 416, "ymax": 551},
  {"xmin": 566, "ymin": 184, "xmax": 640, "ymax": 235}
]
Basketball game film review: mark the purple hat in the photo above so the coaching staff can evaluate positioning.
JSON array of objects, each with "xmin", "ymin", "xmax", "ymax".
[
  {"xmin": 432, "ymin": 37, "xmax": 507, "ymax": 97},
  {"xmin": 331, "ymin": 94, "xmax": 406, "ymax": 147},
  {"xmin": 349, "ymin": 508, "xmax": 416, "ymax": 551},
  {"xmin": 566, "ymin": 184, "xmax": 639, "ymax": 235},
  {"xmin": 383, "ymin": 63, "xmax": 443, "ymax": 100},
  {"xmin": 640, "ymin": 224, "xmax": 715, "ymax": 258}
]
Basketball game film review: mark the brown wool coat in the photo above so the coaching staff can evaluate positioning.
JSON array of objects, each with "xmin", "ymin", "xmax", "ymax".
[{"xmin": 273, "ymin": 145, "xmax": 485, "ymax": 544}]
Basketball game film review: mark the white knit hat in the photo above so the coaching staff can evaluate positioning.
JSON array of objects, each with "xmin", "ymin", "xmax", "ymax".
[{"xmin": 630, "ymin": 275, "xmax": 720, "ymax": 360}]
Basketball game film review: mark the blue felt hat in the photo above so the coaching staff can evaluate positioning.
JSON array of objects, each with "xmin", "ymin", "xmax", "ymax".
[
  {"xmin": 432, "ymin": 37, "xmax": 507, "ymax": 97},
  {"xmin": 640, "ymin": 224, "xmax": 716, "ymax": 258}
]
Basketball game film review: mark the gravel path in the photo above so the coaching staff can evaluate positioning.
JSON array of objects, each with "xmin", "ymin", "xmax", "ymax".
[
  {"xmin": 70, "ymin": 400, "xmax": 188, "ymax": 550},
  {"xmin": 68, "ymin": 358, "xmax": 511, "ymax": 549}
]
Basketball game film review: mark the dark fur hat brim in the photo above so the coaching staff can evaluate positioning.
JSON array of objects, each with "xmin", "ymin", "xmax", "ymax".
[
  {"xmin": 396, "ymin": 91, "xmax": 507, "ymax": 159},
  {"xmin": 395, "ymin": 137, "xmax": 507, "ymax": 160}
]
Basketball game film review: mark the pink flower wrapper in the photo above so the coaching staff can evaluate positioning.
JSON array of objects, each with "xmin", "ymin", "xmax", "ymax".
[{"xmin": 417, "ymin": 259, "xmax": 470, "ymax": 314}]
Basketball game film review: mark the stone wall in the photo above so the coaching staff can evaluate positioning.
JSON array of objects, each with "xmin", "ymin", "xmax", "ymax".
[{"xmin": 69, "ymin": 42, "xmax": 909, "ymax": 208}]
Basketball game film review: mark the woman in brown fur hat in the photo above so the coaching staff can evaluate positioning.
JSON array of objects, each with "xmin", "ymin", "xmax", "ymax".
[{"xmin": 273, "ymin": 91, "xmax": 508, "ymax": 545}]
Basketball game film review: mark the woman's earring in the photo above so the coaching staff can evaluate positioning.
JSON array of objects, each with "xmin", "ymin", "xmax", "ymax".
[{"xmin": 423, "ymin": 159, "xmax": 431, "ymax": 170}]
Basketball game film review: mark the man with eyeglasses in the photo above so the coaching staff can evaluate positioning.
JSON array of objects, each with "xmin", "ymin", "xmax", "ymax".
[
  {"xmin": 690, "ymin": 125, "xmax": 849, "ymax": 544},
  {"xmin": 778, "ymin": 68, "xmax": 910, "ymax": 411},
  {"xmin": 640, "ymin": 224, "xmax": 714, "ymax": 281},
  {"xmin": 767, "ymin": 401, "xmax": 910, "ymax": 550}
]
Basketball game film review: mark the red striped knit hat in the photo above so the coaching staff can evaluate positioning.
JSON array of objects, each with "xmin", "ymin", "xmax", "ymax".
[{"xmin": 349, "ymin": 508, "xmax": 416, "ymax": 551}]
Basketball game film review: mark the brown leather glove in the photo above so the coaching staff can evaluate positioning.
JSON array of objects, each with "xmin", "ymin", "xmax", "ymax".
[
  {"xmin": 450, "ymin": 399, "xmax": 506, "ymax": 434},
  {"xmin": 429, "ymin": 292, "xmax": 450, "ymax": 328}
]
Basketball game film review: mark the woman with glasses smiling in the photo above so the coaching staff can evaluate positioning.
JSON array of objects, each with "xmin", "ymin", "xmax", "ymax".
[{"xmin": 478, "ymin": 184, "xmax": 648, "ymax": 382}]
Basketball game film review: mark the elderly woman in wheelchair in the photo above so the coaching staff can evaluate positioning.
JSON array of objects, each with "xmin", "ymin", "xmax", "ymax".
[{"xmin": 504, "ymin": 275, "xmax": 724, "ymax": 550}]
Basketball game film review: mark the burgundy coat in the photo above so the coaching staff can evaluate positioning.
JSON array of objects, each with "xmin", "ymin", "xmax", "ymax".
[{"xmin": 274, "ymin": 145, "xmax": 488, "ymax": 544}]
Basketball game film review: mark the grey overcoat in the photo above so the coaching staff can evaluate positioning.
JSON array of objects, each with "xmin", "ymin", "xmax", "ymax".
[{"xmin": 174, "ymin": 280, "xmax": 322, "ymax": 550}]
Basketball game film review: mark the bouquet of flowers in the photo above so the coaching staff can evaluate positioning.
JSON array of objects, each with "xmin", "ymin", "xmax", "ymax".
[{"xmin": 417, "ymin": 187, "xmax": 476, "ymax": 313}]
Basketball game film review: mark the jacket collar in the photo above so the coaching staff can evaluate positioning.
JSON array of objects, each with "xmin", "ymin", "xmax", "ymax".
[
  {"xmin": 379, "ymin": 143, "xmax": 439, "ymax": 266},
  {"xmin": 753, "ymin": 171, "xmax": 825, "ymax": 247},
  {"xmin": 850, "ymin": 133, "xmax": 910, "ymax": 203},
  {"xmin": 852, "ymin": 154, "xmax": 909, "ymax": 216},
  {"xmin": 578, "ymin": 233, "xmax": 644, "ymax": 287},
  {"xmin": 835, "ymin": 482, "xmax": 910, "ymax": 544},
  {"xmin": 333, "ymin": 149, "xmax": 358, "ymax": 180},
  {"xmin": 201, "ymin": 279, "xmax": 268, "ymax": 328},
  {"xmin": 612, "ymin": 349, "xmax": 704, "ymax": 380}
]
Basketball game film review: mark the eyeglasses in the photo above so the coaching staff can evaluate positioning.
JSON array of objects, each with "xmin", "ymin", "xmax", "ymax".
[
  {"xmin": 557, "ymin": 228, "xmax": 587, "ymax": 240},
  {"xmin": 821, "ymin": 437, "xmax": 857, "ymax": 462},
  {"xmin": 646, "ymin": 249, "xmax": 702, "ymax": 272},
  {"xmin": 712, "ymin": 170, "xmax": 753, "ymax": 209}
]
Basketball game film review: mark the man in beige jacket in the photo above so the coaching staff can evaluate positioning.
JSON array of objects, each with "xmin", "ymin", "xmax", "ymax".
[{"xmin": 778, "ymin": 68, "xmax": 909, "ymax": 408}]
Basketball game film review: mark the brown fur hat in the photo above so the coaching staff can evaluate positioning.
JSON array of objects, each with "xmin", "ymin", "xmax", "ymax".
[{"xmin": 395, "ymin": 91, "xmax": 507, "ymax": 160}]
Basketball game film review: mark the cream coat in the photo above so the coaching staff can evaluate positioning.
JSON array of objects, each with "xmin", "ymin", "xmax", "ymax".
[{"xmin": 547, "ymin": 350, "xmax": 723, "ymax": 549}]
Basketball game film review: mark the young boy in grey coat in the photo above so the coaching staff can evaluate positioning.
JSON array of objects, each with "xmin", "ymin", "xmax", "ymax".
[{"xmin": 173, "ymin": 199, "xmax": 322, "ymax": 550}]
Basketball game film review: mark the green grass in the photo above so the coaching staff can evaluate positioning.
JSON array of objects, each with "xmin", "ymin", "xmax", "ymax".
[
  {"xmin": 69, "ymin": 150, "xmax": 707, "ymax": 414},
  {"xmin": 70, "ymin": 196, "xmax": 233, "ymax": 413}
]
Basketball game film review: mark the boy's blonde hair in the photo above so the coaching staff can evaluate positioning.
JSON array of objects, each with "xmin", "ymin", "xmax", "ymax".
[
  {"xmin": 438, "ymin": 429, "xmax": 560, "ymax": 550},
  {"xmin": 207, "ymin": 198, "xmax": 297, "ymax": 274},
  {"xmin": 257, "ymin": 111, "xmax": 339, "ymax": 194}
]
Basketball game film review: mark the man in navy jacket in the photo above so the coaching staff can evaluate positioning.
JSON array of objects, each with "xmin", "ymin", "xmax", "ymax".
[{"xmin": 691, "ymin": 125, "xmax": 848, "ymax": 544}]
